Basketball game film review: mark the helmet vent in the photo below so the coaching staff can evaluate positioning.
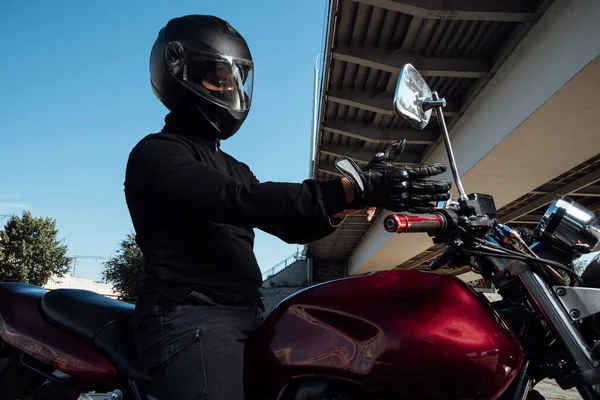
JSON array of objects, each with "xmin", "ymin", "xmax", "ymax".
[
  {"xmin": 166, "ymin": 42, "xmax": 185, "ymax": 65},
  {"xmin": 223, "ymin": 22, "xmax": 242, "ymax": 39}
]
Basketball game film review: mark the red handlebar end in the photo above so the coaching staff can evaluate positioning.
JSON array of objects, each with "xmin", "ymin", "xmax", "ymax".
[
  {"xmin": 384, "ymin": 214, "xmax": 409, "ymax": 233},
  {"xmin": 384, "ymin": 213, "xmax": 446, "ymax": 234}
]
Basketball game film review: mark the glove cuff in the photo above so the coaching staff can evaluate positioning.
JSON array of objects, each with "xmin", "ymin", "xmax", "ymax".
[{"xmin": 334, "ymin": 157, "xmax": 366, "ymax": 208}]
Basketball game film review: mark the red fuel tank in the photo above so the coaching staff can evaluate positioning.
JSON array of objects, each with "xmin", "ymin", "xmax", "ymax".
[{"xmin": 245, "ymin": 270, "xmax": 523, "ymax": 400}]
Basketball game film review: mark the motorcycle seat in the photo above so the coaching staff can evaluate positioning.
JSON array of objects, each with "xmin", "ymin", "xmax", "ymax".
[{"xmin": 41, "ymin": 288, "xmax": 151, "ymax": 385}]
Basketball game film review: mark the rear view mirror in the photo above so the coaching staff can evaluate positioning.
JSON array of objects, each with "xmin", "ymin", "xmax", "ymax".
[
  {"xmin": 393, "ymin": 63, "xmax": 433, "ymax": 130},
  {"xmin": 393, "ymin": 63, "xmax": 467, "ymax": 201}
]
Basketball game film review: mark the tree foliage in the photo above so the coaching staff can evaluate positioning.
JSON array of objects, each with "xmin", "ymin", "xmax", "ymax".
[
  {"xmin": 573, "ymin": 252, "xmax": 600, "ymax": 276},
  {"xmin": 102, "ymin": 233, "xmax": 145, "ymax": 300},
  {"xmin": 574, "ymin": 257, "xmax": 588, "ymax": 276},
  {"xmin": 0, "ymin": 210, "xmax": 71, "ymax": 286}
]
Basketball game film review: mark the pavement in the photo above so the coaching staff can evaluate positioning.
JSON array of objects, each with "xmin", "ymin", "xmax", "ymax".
[{"xmin": 536, "ymin": 380, "xmax": 581, "ymax": 400}]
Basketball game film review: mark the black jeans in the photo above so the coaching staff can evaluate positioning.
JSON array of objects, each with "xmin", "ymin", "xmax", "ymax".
[{"xmin": 134, "ymin": 298, "xmax": 264, "ymax": 400}]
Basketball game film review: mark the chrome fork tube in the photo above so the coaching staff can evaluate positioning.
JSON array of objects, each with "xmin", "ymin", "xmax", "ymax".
[{"xmin": 520, "ymin": 270, "xmax": 600, "ymax": 398}]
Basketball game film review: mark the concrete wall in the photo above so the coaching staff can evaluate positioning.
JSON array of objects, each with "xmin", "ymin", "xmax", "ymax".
[
  {"xmin": 262, "ymin": 260, "xmax": 308, "ymax": 288},
  {"xmin": 312, "ymin": 259, "xmax": 345, "ymax": 283},
  {"xmin": 260, "ymin": 287, "xmax": 304, "ymax": 315}
]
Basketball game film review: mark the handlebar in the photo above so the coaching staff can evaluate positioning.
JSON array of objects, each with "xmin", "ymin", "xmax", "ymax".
[{"xmin": 383, "ymin": 213, "xmax": 447, "ymax": 234}]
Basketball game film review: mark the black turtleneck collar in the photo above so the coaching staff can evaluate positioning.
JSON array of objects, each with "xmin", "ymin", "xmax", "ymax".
[{"xmin": 162, "ymin": 112, "xmax": 221, "ymax": 149}]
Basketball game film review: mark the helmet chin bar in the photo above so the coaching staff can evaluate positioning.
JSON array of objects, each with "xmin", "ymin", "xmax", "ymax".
[
  {"xmin": 191, "ymin": 102, "xmax": 246, "ymax": 141},
  {"xmin": 195, "ymin": 104, "xmax": 222, "ymax": 134}
]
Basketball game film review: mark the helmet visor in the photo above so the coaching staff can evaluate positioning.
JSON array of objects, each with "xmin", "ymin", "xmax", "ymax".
[{"xmin": 165, "ymin": 41, "xmax": 254, "ymax": 112}]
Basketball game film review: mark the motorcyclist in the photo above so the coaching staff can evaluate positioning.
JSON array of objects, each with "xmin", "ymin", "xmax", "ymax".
[{"xmin": 124, "ymin": 14, "xmax": 452, "ymax": 400}]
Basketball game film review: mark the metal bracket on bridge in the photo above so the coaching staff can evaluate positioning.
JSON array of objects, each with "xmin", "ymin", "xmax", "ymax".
[{"xmin": 554, "ymin": 286, "xmax": 600, "ymax": 321}]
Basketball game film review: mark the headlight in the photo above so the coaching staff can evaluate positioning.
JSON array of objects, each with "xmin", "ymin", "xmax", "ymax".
[{"xmin": 535, "ymin": 195, "xmax": 600, "ymax": 253}]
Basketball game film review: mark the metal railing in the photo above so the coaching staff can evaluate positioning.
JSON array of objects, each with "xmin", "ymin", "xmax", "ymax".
[{"xmin": 261, "ymin": 251, "xmax": 307, "ymax": 281}]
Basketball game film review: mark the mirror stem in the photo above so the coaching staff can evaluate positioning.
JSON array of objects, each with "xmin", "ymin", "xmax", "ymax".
[{"xmin": 431, "ymin": 91, "xmax": 468, "ymax": 201}]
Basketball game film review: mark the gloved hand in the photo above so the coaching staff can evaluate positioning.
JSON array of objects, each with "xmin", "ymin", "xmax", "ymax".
[{"xmin": 335, "ymin": 139, "xmax": 452, "ymax": 213}]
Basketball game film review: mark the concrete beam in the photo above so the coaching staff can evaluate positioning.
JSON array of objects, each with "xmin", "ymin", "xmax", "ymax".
[
  {"xmin": 420, "ymin": 0, "xmax": 554, "ymax": 162},
  {"xmin": 532, "ymin": 183, "xmax": 600, "ymax": 197},
  {"xmin": 320, "ymin": 142, "xmax": 422, "ymax": 164},
  {"xmin": 316, "ymin": 151, "xmax": 421, "ymax": 178},
  {"xmin": 333, "ymin": 46, "xmax": 490, "ymax": 78},
  {"xmin": 317, "ymin": 162, "xmax": 342, "ymax": 177},
  {"xmin": 349, "ymin": 0, "xmax": 540, "ymax": 22},
  {"xmin": 327, "ymin": 88, "xmax": 458, "ymax": 116},
  {"xmin": 323, "ymin": 120, "xmax": 438, "ymax": 144},
  {"xmin": 499, "ymin": 169, "xmax": 600, "ymax": 223},
  {"xmin": 317, "ymin": 158, "xmax": 421, "ymax": 177}
]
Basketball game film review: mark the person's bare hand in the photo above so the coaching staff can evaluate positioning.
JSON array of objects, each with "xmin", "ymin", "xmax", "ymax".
[
  {"xmin": 366, "ymin": 207, "xmax": 376, "ymax": 222},
  {"xmin": 332, "ymin": 207, "xmax": 377, "ymax": 222}
]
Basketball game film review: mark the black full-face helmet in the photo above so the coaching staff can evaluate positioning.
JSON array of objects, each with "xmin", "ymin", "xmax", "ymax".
[{"xmin": 150, "ymin": 15, "xmax": 254, "ymax": 140}]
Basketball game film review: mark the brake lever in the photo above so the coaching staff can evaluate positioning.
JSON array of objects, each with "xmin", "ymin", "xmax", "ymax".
[
  {"xmin": 430, "ymin": 246, "xmax": 455, "ymax": 270},
  {"xmin": 385, "ymin": 139, "xmax": 407, "ymax": 162},
  {"xmin": 367, "ymin": 139, "xmax": 407, "ymax": 169},
  {"xmin": 430, "ymin": 254, "xmax": 448, "ymax": 271}
]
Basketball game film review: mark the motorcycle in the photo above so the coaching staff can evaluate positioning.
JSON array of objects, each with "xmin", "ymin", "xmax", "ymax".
[{"xmin": 1, "ymin": 63, "xmax": 600, "ymax": 400}]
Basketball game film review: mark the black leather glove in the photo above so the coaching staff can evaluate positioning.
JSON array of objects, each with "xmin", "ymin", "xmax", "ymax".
[{"xmin": 335, "ymin": 140, "xmax": 452, "ymax": 213}]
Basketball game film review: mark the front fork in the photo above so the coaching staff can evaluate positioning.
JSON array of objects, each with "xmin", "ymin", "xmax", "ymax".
[{"xmin": 520, "ymin": 270, "xmax": 600, "ymax": 399}]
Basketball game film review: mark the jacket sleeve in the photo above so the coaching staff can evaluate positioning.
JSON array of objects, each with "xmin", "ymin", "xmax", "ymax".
[
  {"xmin": 125, "ymin": 134, "xmax": 347, "ymax": 242},
  {"xmin": 243, "ymin": 167, "xmax": 343, "ymax": 244}
]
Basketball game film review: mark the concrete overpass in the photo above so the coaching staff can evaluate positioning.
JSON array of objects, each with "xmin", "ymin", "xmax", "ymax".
[{"xmin": 306, "ymin": 0, "xmax": 600, "ymax": 280}]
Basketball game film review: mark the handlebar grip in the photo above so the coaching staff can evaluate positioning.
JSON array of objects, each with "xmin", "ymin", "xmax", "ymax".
[{"xmin": 383, "ymin": 213, "xmax": 447, "ymax": 234}]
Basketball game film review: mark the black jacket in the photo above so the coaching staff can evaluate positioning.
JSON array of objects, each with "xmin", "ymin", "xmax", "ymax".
[{"xmin": 125, "ymin": 114, "xmax": 347, "ymax": 322}]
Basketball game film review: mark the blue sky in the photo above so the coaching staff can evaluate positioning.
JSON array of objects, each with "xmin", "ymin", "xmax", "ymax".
[{"xmin": 0, "ymin": 0, "xmax": 328, "ymax": 281}]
